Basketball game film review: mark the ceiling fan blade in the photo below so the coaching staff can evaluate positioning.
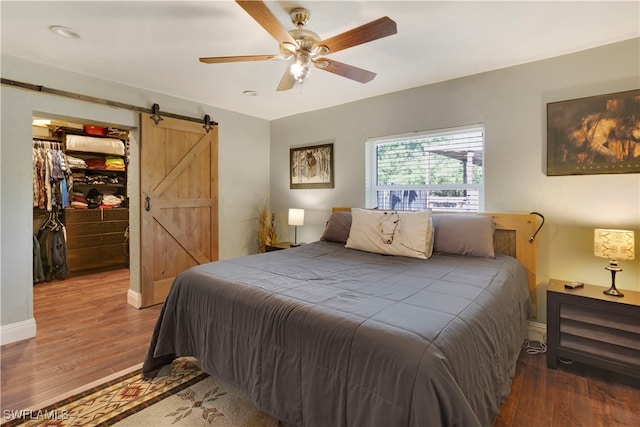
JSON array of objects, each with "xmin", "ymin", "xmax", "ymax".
[
  {"xmin": 318, "ymin": 16, "xmax": 397, "ymax": 54},
  {"xmin": 276, "ymin": 68, "xmax": 296, "ymax": 91},
  {"xmin": 236, "ymin": 1, "xmax": 297, "ymax": 45},
  {"xmin": 314, "ymin": 58, "xmax": 376, "ymax": 83},
  {"xmin": 199, "ymin": 55, "xmax": 277, "ymax": 64}
]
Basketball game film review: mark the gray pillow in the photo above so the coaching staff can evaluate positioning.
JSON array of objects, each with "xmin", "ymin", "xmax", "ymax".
[
  {"xmin": 432, "ymin": 214, "xmax": 496, "ymax": 258},
  {"xmin": 320, "ymin": 211, "xmax": 352, "ymax": 244}
]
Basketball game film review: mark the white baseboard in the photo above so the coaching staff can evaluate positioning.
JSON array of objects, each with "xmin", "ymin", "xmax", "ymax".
[
  {"xmin": 527, "ymin": 320, "xmax": 547, "ymax": 343},
  {"xmin": 0, "ymin": 318, "xmax": 36, "ymax": 346},
  {"xmin": 127, "ymin": 288, "xmax": 142, "ymax": 308}
]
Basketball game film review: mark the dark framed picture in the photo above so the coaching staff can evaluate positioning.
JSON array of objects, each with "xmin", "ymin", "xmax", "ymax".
[
  {"xmin": 546, "ymin": 89, "xmax": 640, "ymax": 175},
  {"xmin": 290, "ymin": 142, "xmax": 334, "ymax": 189}
]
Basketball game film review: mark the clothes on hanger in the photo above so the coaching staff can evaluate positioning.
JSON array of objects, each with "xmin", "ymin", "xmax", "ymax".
[{"xmin": 32, "ymin": 140, "xmax": 71, "ymax": 211}]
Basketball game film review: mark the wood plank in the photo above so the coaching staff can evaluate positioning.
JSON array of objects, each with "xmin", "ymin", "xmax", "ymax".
[
  {"xmin": 0, "ymin": 269, "xmax": 162, "ymax": 412},
  {"xmin": 153, "ymin": 208, "xmax": 210, "ymax": 264},
  {"xmin": 152, "ymin": 132, "xmax": 209, "ymax": 197},
  {"xmin": 494, "ymin": 350, "xmax": 640, "ymax": 427},
  {"xmin": 550, "ymin": 366, "xmax": 591, "ymax": 426}
]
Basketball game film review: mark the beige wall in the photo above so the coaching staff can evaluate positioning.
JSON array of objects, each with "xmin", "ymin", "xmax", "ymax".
[{"xmin": 269, "ymin": 39, "xmax": 640, "ymax": 322}]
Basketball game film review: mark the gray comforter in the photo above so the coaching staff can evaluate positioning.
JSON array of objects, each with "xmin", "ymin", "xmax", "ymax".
[{"xmin": 143, "ymin": 241, "xmax": 529, "ymax": 427}]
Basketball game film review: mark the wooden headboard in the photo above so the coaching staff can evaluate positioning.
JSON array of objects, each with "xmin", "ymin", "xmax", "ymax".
[{"xmin": 332, "ymin": 208, "xmax": 539, "ymax": 317}]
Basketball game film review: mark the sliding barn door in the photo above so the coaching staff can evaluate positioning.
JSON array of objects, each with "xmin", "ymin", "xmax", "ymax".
[{"xmin": 140, "ymin": 115, "xmax": 218, "ymax": 307}]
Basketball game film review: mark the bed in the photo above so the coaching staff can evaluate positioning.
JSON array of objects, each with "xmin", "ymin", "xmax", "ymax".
[{"xmin": 143, "ymin": 209, "xmax": 538, "ymax": 427}]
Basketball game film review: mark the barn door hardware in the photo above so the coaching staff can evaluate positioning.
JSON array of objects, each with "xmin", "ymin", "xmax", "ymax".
[
  {"xmin": 150, "ymin": 103, "xmax": 163, "ymax": 125},
  {"xmin": 145, "ymin": 194, "xmax": 152, "ymax": 212},
  {"xmin": 202, "ymin": 114, "xmax": 218, "ymax": 133},
  {"xmin": 2, "ymin": 78, "xmax": 215, "ymax": 126}
]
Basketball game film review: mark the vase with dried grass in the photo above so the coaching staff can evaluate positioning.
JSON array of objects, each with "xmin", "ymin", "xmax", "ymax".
[{"xmin": 255, "ymin": 198, "xmax": 278, "ymax": 253}]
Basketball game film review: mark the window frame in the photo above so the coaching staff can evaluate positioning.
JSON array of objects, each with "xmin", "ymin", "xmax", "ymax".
[{"xmin": 365, "ymin": 124, "xmax": 485, "ymax": 211}]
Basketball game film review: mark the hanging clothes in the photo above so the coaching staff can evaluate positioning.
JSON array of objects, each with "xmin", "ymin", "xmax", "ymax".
[
  {"xmin": 32, "ymin": 140, "xmax": 71, "ymax": 212},
  {"xmin": 32, "ymin": 141, "xmax": 72, "ymax": 283},
  {"xmin": 33, "ymin": 147, "xmax": 46, "ymax": 209}
]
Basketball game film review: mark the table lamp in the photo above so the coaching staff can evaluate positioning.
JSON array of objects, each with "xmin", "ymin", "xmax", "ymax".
[
  {"xmin": 593, "ymin": 229, "xmax": 635, "ymax": 297},
  {"xmin": 288, "ymin": 208, "xmax": 304, "ymax": 246}
]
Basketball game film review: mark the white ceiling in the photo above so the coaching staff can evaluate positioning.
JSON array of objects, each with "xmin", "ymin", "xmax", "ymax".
[{"xmin": 2, "ymin": 1, "xmax": 638, "ymax": 121}]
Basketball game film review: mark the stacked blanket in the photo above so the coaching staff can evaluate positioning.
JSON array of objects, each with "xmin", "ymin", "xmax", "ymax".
[
  {"xmin": 105, "ymin": 156, "xmax": 125, "ymax": 170},
  {"xmin": 66, "ymin": 155, "xmax": 87, "ymax": 169}
]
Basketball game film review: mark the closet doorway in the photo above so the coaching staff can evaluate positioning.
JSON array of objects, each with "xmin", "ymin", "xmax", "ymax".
[{"xmin": 32, "ymin": 117, "xmax": 131, "ymax": 284}]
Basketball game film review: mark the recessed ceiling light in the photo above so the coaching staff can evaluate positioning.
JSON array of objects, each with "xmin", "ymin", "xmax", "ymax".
[
  {"xmin": 242, "ymin": 90, "xmax": 258, "ymax": 97},
  {"xmin": 49, "ymin": 25, "xmax": 80, "ymax": 39}
]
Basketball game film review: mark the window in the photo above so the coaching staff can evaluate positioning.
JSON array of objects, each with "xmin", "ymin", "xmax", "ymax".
[{"xmin": 366, "ymin": 125, "xmax": 484, "ymax": 212}]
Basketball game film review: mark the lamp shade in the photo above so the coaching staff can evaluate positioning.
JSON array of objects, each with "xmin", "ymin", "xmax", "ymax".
[
  {"xmin": 594, "ymin": 229, "xmax": 635, "ymax": 261},
  {"xmin": 288, "ymin": 208, "xmax": 305, "ymax": 226}
]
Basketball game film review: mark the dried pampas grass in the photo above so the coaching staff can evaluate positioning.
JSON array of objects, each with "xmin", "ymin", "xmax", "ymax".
[{"xmin": 254, "ymin": 198, "xmax": 277, "ymax": 253}]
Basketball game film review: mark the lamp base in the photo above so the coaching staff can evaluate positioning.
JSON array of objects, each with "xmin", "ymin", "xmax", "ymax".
[
  {"xmin": 603, "ymin": 264, "xmax": 624, "ymax": 298},
  {"xmin": 603, "ymin": 286, "xmax": 624, "ymax": 297}
]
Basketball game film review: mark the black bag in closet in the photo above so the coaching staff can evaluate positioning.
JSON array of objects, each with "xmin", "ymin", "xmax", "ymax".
[{"xmin": 36, "ymin": 212, "xmax": 69, "ymax": 282}]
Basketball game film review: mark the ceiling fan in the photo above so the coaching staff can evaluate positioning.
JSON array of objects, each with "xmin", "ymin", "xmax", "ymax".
[{"xmin": 199, "ymin": 1, "xmax": 397, "ymax": 91}]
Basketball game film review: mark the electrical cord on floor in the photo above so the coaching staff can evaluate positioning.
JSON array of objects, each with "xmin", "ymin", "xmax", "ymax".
[{"xmin": 522, "ymin": 338, "xmax": 547, "ymax": 355}]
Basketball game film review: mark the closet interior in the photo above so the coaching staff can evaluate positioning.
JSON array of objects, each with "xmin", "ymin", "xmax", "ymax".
[{"xmin": 33, "ymin": 118, "xmax": 130, "ymax": 281}]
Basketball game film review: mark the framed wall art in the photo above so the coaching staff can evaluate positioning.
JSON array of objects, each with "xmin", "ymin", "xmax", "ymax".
[
  {"xmin": 546, "ymin": 89, "xmax": 640, "ymax": 175},
  {"xmin": 290, "ymin": 142, "xmax": 334, "ymax": 189}
]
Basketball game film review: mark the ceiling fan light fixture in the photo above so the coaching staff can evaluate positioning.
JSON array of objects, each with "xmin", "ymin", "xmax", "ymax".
[
  {"xmin": 290, "ymin": 60, "xmax": 311, "ymax": 83},
  {"xmin": 290, "ymin": 50, "xmax": 312, "ymax": 83}
]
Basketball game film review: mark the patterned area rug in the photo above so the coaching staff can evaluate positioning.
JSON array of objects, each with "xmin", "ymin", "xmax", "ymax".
[{"xmin": 2, "ymin": 358, "xmax": 278, "ymax": 426}]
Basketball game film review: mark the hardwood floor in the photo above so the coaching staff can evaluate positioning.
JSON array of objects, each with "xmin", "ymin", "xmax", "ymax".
[
  {"xmin": 1, "ymin": 269, "xmax": 638, "ymax": 426},
  {"xmin": 0, "ymin": 269, "xmax": 162, "ymax": 412},
  {"xmin": 496, "ymin": 350, "xmax": 639, "ymax": 426}
]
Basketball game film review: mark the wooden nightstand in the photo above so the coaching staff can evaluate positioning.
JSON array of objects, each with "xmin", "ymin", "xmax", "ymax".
[
  {"xmin": 264, "ymin": 242, "xmax": 293, "ymax": 252},
  {"xmin": 546, "ymin": 279, "xmax": 640, "ymax": 379}
]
